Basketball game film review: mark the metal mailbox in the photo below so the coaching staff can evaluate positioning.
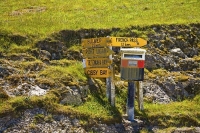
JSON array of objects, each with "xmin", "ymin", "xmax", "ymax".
[{"xmin": 120, "ymin": 48, "xmax": 146, "ymax": 81}]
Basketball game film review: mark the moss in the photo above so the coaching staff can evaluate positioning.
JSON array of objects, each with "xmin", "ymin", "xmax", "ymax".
[
  {"xmin": 68, "ymin": 45, "xmax": 82, "ymax": 52},
  {"xmin": 147, "ymin": 72, "xmax": 157, "ymax": 79},
  {"xmin": 175, "ymin": 75, "xmax": 189, "ymax": 82},
  {"xmin": 193, "ymin": 55, "xmax": 200, "ymax": 62},
  {"xmin": 35, "ymin": 78, "xmax": 56, "ymax": 87},
  {"xmin": 0, "ymin": 87, "xmax": 9, "ymax": 99},
  {"xmin": 7, "ymin": 53, "xmax": 36, "ymax": 61},
  {"xmin": 8, "ymin": 44, "xmax": 33, "ymax": 53},
  {"xmin": 171, "ymin": 72, "xmax": 190, "ymax": 82},
  {"xmin": 19, "ymin": 60, "xmax": 45, "ymax": 71},
  {"xmin": 6, "ymin": 74, "xmax": 22, "ymax": 86},
  {"xmin": 152, "ymin": 68, "xmax": 168, "ymax": 77},
  {"xmin": 50, "ymin": 59, "xmax": 75, "ymax": 67},
  {"xmin": 34, "ymin": 114, "xmax": 45, "ymax": 123}
]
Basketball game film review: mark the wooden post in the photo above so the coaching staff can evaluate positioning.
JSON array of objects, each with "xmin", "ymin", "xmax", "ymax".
[{"xmin": 136, "ymin": 81, "xmax": 144, "ymax": 111}]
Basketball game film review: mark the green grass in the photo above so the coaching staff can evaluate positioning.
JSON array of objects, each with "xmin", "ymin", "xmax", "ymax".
[
  {"xmin": 39, "ymin": 61, "xmax": 87, "ymax": 82},
  {"xmin": 140, "ymin": 95, "xmax": 200, "ymax": 126},
  {"xmin": 0, "ymin": 0, "xmax": 199, "ymax": 37},
  {"xmin": 0, "ymin": 0, "xmax": 200, "ymax": 129},
  {"xmin": 1, "ymin": 86, "xmax": 199, "ymax": 127}
]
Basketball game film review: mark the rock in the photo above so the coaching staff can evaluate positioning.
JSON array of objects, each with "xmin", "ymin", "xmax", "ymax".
[
  {"xmin": 179, "ymin": 58, "xmax": 199, "ymax": 71},
  {"xmin": 79, "ymin": 85, "xmax": 89, "ymax": 99},
  {"xmin": 183, "ymin": 47, "xmax": 198, "ymax": 57},
  {"xmin": 182, "ymin": 78, "xmax": 200, "ymax": 95},
  {"xmin": 12, "ymin": 83, "xmax": 47, "ymax": 96},
  {"xmin": 195, "ymin": 127, "xmax": 200, "ymax": 133},
  {"xmin": 0, "ymin": 66, "xmax": 10, "ymax": 78},
  {"xmin": 173, "ymin": 127, "xmax": 195, "ymax": 133},
  {"xmin": 38, "ymin": 49, "xmax": 51, "ymax": 61},
  {"xmin": 72, "ymin": 118, "xmax": 80, "ymax": 127},
  {"xmin": 36, "ymin": 39, "xmax": 64, "ymax": 60},
  {"xmin": 170, "ymin": 48, "xmax": 186, "ymax": 58},
  {"xmin": 143, "ymin": 82, "xmax": 171, "ymax": 103},
  {"xmin": 162, "ymin": 55, "xmax": 179, "ymax": 71},
  {"xmin": 64, "ymin": 50, "xmax": 82, "ymax": 61},
  {"xmin": 145, "ymin": 53, "xmax": 164, "ymax": 70},
  {"xmin": 60, "ymin": 86, "xmax": 82, "ymax": 106}
]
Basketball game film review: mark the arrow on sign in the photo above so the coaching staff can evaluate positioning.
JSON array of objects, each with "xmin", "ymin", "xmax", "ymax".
[
  {"xmin": 82, "ymin": 37, "xmax": 111, "ymax": 48},
  {"xmin": 85, "ymin": 68, "xmax": 111, "ymax": 78},
  {"xmin": 85, "ymin": 58, "xmax": 112, "ymax": 68},
  {"xmin": 82, "ymin": 47, "xmax": 114, "ymax": 58},
  {"xmin": 110, "ymin": 37, "xmax": 147, "ymax": 47}
]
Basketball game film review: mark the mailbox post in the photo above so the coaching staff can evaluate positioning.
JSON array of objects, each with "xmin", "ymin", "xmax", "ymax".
[{"xmin": 120, "ymin": 48, "xmax": 146, "ymax": 121}]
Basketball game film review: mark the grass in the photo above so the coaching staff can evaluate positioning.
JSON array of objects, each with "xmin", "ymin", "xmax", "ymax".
[
  {"xmin": 39, "ymin": 61, "xmax": 87, "ymax": 82},
  {"xmin": 0, "ymin": 0, "xmax": 199, "ymax": 37},
  {"xmin": 0, "ymin": 0, "xmax": 200, "ymax": 130},
  {"xmin": 141, "ymin": 95, "xmax": 200, "ymax": 127},
  {"xmin": 0, "ymin": 88, "xmax": 199, "ymax": 127}
]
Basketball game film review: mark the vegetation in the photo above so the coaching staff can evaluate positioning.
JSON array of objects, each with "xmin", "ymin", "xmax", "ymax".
[
  {"xmin": 0, "ymin": 0, "xmax": 200, "ymax": 131},
  {"xmin": 39, "ymin": 61, "xmax": 87, "ymax": 82},
  {"xmin": 0, "ymin": 87, "xmax": 199, "ymax": 127},
  {"xmin": 0, "ymin": 0, "xmax": 199, "ymax": 37}
]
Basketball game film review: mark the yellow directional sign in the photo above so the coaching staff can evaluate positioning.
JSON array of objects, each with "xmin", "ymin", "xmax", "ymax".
[
  {"xmin": 82, "ymin": 47, "xmax": 114, "ymax": 58},
  {"xmin": 110, "ymin": 37, "xmax": 147, "ymax": 47},
  {"xmin": 85, "ymin": 68, "xmax": 111, "ymax": 78},
  {"xmin": 82, "ymin": 37, "xmax": 111, "ymax": 48},
  {"xmin": 85, "ymin": 58, "xmax": 112, "ymax": 68}
]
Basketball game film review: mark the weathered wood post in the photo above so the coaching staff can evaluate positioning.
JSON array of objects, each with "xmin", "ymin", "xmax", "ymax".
[{"xmin": 136, "ymin": 81, "xmax": 144, "ymax": 111}]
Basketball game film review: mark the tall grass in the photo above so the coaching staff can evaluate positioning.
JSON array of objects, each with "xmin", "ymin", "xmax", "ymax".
[{"xmin": 0, "ymin": 0, "xmax": 199, "ymax": 37}]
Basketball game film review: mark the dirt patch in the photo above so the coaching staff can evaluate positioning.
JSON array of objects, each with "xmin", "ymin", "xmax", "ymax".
[{"xmin": 10, "ymin": 6, "xmax": 46, "ymax": 16}]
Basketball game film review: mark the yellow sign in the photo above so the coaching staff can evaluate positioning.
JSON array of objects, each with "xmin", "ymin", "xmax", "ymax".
[
  {"xmin": 85, "ymin": 58, "xmax": 112, "ymax": 68},
  {"xmin": 82, "ymin": 37, "xmax": 110, "ymax": 48},
  {"xmin": 85, "ymin": 68, "xmax": 111, "ymax": 78},
  {"xmin": 82, "ymin": 47, "xmax": 114, "ymax": 58},
  {"xmin": 110, "ymin": 37, "xmax": 147, "ymax": 47}
]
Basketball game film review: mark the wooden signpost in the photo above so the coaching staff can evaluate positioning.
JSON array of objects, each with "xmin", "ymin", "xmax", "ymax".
[
  {"xmin": 82, "ymin": 37, "xmax": 110, "ymax": 48},
  {"xmin": 82, "ymin": 47, "xmax": 114, "ymax": 58},
  {"xmin": 81, "ymin": 36, "xmax": 147, "ymax": 113},
  {"xmin": 82, "ymin": 37, "xmax": 115, "ymax": 107},
  {"xmin": 110, "ymin": 37, "xmax": 147, "ymax": 47},
  {"xmin": 85, "ymin": 58, "xmax": 112, "ymax": 68},
  {"xmin": 85, "ymin": 68, "xmax": 111, "ymax": 78}
]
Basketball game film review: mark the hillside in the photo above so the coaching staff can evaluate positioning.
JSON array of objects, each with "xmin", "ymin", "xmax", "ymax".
[
  {"xmin": 0, "ymin": 0, "xmax": 200, "ymax": 37},
  {"xmin": 0, "ymin": 0, "xmax": 200, "ymax": 133}
]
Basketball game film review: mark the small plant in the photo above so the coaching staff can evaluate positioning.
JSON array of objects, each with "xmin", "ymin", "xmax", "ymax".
[
  {"xmin": 44, "ymin": 114, "xmax": 53, "ymax": 122},
  {"xmin": 34, "ymin": 114, "xmax": 45, "ymax": 123},
  {"xmin": 29, "ymin": 122, "xmax": 37, "ymax": 129},
  {"xmin": 0, "ymin": 88, "xmax": 9, "ymax": 100},
  {"xmin": 68, "ymin": 45, "xmax": 82, "ymax": 52}
]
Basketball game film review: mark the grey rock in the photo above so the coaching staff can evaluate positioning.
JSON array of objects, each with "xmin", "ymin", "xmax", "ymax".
[
  {"xmin": 13, "ymin": 83, "xmax": 47, "ymax": 96},
  {"xmin": 179, "ymin": 58, "xmax": 199, "ymax": 71},
  {"xmin": 143, "ymin": 82, "xmax": 171, "ymax": 103},
  {"xmin": 170, "ymin": 48, "xmax": 186, "ymax": 58},
  {"xmin": 60, "ymin": 86, "xmax": 82, "ymax": 106}
]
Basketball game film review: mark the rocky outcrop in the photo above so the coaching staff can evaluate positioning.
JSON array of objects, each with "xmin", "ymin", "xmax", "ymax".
[
  {"xmin": 0, "ymin": 24, "xmax": 199, "ymax": 132},
  {"xmin": 59, "ymin": 85, "xmax": 88, "ymax": 106},
  {"xmin": 143, "ymin": 82, "xmax": 171, "ymax": 103},
  {"xmin": 36, "ymin": 39, "xmax": 64, "ymax": 60}
]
